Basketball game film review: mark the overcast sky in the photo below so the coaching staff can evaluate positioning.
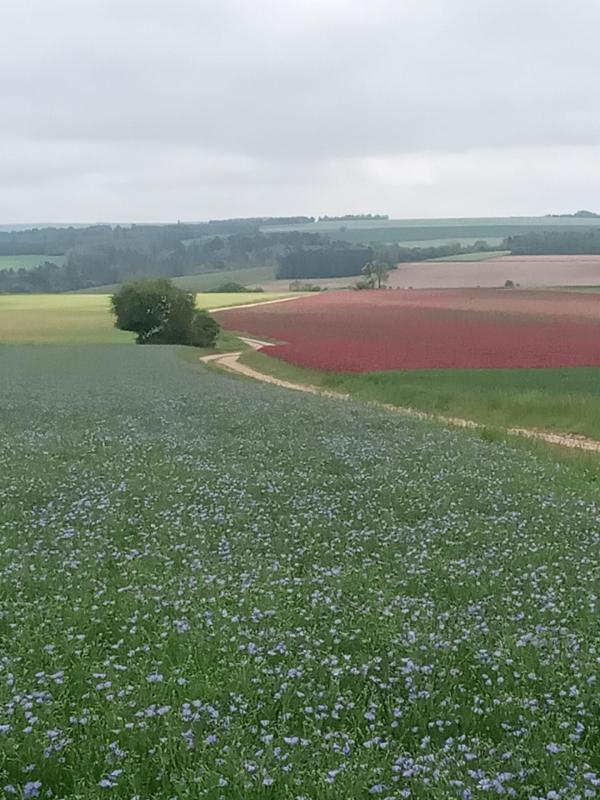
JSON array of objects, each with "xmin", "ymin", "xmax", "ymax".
[{"xmin": 2, "ymin": 0, "xmax": 600, "ymax": 223}]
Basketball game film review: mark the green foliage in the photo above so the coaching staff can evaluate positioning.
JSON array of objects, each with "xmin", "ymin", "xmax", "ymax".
[
  {"xmin": 111, "ymin": 279, "xmax": 219, "ymax": 347},
  {"xmin": 8, "ymin": 214, "xmax": 600, "ymax": 294},
  {"xmin": 361, "ymin": 260, "xmax": 389, "ymax": 288},
  {"xmin": 0, "ymin": 223, "xmax": 327, "ymax": 293},
  {"xmin": 504, "ymin": 227, "xmax": 600, "ymax": 254},
  {"xmin": 548, "ymin": 209, "xmax": 600, "ymax": 218},
  {"xmin": 189, "ymin": 307, "xmax": 220, "ymax": 346},
  {"xmin": 277, "ymin": 244, "xmax": 373, "ymax": 280},
  {"xmin": 288, "ymin": 280, "xmax": 322, "ymax": 291},
  {"xmin": 205, "ymin": 281, "xmax": 263, "ymax": 293}
]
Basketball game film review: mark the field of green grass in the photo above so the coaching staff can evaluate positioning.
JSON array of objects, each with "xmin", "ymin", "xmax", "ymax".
[
  {"xmin": 558, "ymin": 285, "xmax": 600, "ymax": 292},
  {"xmin": 79, "ymin": 265, "xmax": 278, "ymax": 294},
  {"xmin": 398, "ymin": 237, "xmax": 505, "ymax": 250},
  {"xmin": 264, "ymin": 215, "xmax": 600, "ymax": 232},
  {"xmin": 0, "ymin": 253, "xmax": 66, "ymax": 270},
  {"xmin": 172, "ymin": 265, "xmax": 276, "ymax": 291},
  {"xmin": 0, "ymin": 293, "xmax": 294, "ymax": 344},
  {"xmin": 261, "ymin": 215, "xmax": 600, "ymax": 246},
  {"xmin": 3, "ymin": 344, "xmax": 600, "ymax": 798},
  {"xmin": 298, "ymin": 226, "xmax": 509, "ymax": 246},
  {"xmin": 428, "ymin": 250, "xmax": 511, "ymax": 262},
  {"xmin": 242, "ymin": 351, "xmax": 600, "ymax": 441}
]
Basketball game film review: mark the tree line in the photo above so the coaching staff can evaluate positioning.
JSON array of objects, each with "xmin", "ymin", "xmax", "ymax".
[
  {"xmin": 4, "ymin": 219, "xmax": 600, "ymax": 293},
  {"xmin": 276, "ymin": 244, "xmax": 374, "ymax": 279},
  {"xmin": 504, "ymin": 228, "xmax": 600, "ymax": 254},
  {"xmin": 275, "ymin": 241, "xmax": 499, "ymax": 281},
  {"xmin": 0, "ymin": 223, "xmax": 329, "ymax": 293}
]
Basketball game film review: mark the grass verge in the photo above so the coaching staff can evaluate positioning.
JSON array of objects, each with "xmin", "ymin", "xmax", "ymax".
[{"xmin": 241, "ymin": 350, "xmax": 600, "ymax": 442}]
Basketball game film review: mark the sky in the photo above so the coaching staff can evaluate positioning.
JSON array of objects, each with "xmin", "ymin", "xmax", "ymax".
[{"xmin": 2, "ymin": 0, "xmax": 600, "ymax": 223}]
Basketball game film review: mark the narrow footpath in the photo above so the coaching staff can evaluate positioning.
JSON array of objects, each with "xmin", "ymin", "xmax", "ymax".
[{"xmin": 201, "ymin": 338, "xmax": 600, "ymax": 454}]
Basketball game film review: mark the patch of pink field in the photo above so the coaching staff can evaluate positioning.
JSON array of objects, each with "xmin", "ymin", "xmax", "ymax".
[{"xmin": 215, "ymin": 290, "xmax": 600, "ymax": 371}]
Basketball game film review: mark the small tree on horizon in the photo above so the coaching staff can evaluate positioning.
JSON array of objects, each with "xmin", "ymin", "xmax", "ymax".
[
  {"xmin": 361, "ymin": 261, "xmax": 389, "ymax": 289},
  {"xmin": 111, "ymin": 279, "xmax": 219, "ymax": 347}
]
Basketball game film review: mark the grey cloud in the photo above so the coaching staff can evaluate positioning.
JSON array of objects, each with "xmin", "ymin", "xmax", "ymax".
[{"xmin": 1, "ymin": 0, "xmax": 600, "ymax": 221}]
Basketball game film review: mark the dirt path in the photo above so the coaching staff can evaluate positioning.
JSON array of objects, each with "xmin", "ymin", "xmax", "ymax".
[
  {"xmin": 201, "ymin": 340, "xmax": 600, "ymax": 454},
  {"xmin": 207, "ymin": 295, "xmax": 307, "ymax": 313}
]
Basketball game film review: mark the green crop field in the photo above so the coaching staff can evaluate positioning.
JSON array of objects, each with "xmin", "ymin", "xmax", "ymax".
[
  {"xmin": 558, "ymin": 286, "xmax": 600, "ymax": 292},
  {"xmin": 395, "ymin": 237, "xmax": 505, "ymax": 250},
  {"xmin": 171, "ymin": 265, "xmax": 277, "ymax": 291},
  {"xmin": 242, "ymin": 351, "xmax": 600, "ymax": 442},
  {"xmin": 0, "ymin": 293, "xmax": 294, "ymax": 344},
  {"xmin": 79, "ymin": 265, "xmax": 278, "ymax": 294},
  {"xmin": 261, "ymin": 215, "xmax": 600, "ymax": 246},
  {"xmin": 0, "ymin": 253, "xmax": 66, "ymax": 271},
  {"xmin": 2, "ymin": 344, "xmax": 600, "ymax": 798},
  {"xmin": 262, "ymin": 215, "xmax": 600, "ymax": 233},
  {"xmin": 428, "ymin": 250, "xmax": 511, "ymax": 262}
]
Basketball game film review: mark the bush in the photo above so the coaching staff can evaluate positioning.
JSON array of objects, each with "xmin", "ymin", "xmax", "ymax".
[
  {"xmin": 111, "ymin": 279, "xmax": 219, "ymax": 347},
  {"xmin": 190, "ymin": 310, "xmax": 220, "ymax": 347},
  {"xmin": 289, "ymin": 280, "xmax": 322, "ymax": 292},
  {"xmin": 206, "ymin": 281, "xmax": 261, "ymax": 293}
]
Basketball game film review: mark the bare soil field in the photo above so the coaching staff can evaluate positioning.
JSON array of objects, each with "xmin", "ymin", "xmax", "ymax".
[{"xmin": 260, "ymin": 255, "xmax": 600, "ymax": 291}]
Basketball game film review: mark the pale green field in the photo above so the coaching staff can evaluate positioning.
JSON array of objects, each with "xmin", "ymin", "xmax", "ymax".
[
  {"xmin": 74, "ymin": 265, "xmax": 278, "ymax": 294},
  {"xmin": 0, "ymin": 253, "xmax": 66, "ymax": 271},
  {"xmin": 173, "ymin": 265, "xmax": 276, "ymax": 291},
  {"xmin": 0, "ymin": 293, "xmax": 293, "ymax": 344},
  {"xmin": 428, "ymin": 250, "xmax": 511, "ymax": 263}
]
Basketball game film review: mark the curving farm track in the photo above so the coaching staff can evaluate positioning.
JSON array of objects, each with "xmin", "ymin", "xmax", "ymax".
[{"xmin": 202, "ymin": 338, "xmax": 600, "ymax": 454}]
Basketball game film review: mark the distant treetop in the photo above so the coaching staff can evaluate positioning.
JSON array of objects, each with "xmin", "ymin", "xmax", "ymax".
[
  {"xmin": 547, "ymin": 210, "xmax": 600, "ymax": 218},
  {"xmin": 317, "ymin": 214, "xmax": 389, "ymax": 222},
  {"xmin": 210, "ymin": 216, "xmax": 315, "ymax": 226}
]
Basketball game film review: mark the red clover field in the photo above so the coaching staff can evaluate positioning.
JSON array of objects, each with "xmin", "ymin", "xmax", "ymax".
[{"xmin": 2, "ymin": 345, "xmax": 600, "ymax": 799}]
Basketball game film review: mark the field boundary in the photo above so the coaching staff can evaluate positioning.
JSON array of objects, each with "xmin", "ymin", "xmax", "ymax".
[
  {"xmin": 206, "ymin": 294, "xmax": 308, "ymax": 312},
  {"xmin": 201, "ymin": 340, "xmax": 600, "ymax": 454}
]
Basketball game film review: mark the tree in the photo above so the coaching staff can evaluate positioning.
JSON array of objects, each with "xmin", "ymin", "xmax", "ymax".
[
  {"xmin": 361, "ymin": 260, "xmax": 389, "ymax": 289},
  {"xmin": 111, "ymin": 278, "xmax": 219, "ymax": 347}
]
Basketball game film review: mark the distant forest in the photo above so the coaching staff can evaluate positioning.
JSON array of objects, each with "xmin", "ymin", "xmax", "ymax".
[
  {"xmin": 278, "ymin": 245, "xmax": 374, "ymax": 280},
  {"xmin": 546, "ymin": 210, "xmax": 600, "ymax": 219},
  {"xmin": 0, "ymin": 220, "xmax": 326, "ymax": 292},
  {"xmin": 505, "ymin": 228, "xmax": 600, "ymax": 254},
  {"xmin": 3, "ymin": 218, "xmax": 600, "ymax": 292}
]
